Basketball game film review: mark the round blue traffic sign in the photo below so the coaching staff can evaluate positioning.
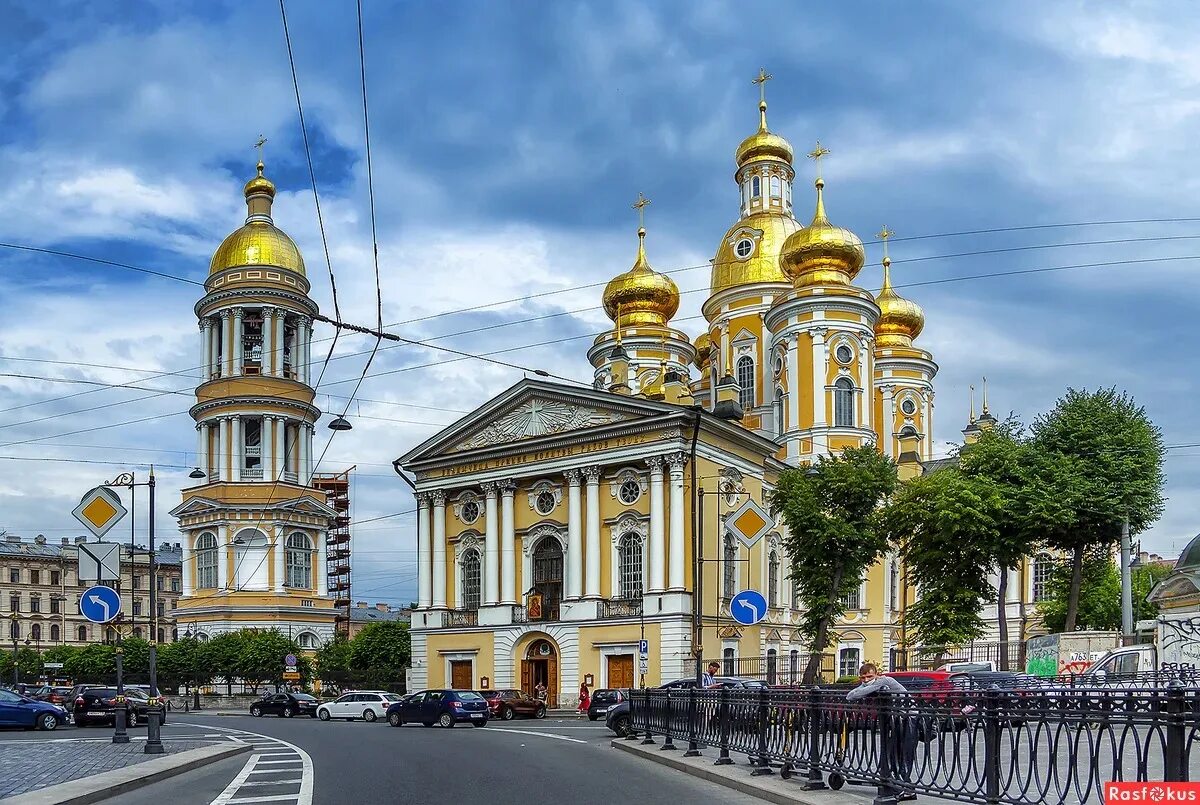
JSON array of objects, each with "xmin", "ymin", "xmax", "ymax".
[
  {"xmin": 79, "ymin": 585, "xmax": 122, "ymax": 624},
  {"xmin": 730, "ymin": 589, "xmax": 768, "ymax": 626}
]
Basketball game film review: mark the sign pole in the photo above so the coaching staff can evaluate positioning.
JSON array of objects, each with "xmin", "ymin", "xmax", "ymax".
[
  {"xmin": 112, "ymin": 631, "xmax": 128, "ymax": 744},
  {"xmin": 144, "ymin": 468, "xmax": 163, "ymax": 755}
]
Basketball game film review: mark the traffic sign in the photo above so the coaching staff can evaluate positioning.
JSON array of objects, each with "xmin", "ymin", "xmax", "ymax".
[
  {"xmin": 730, "ymin": 589, "xmax": 767, "ymax": 626},
  {"xmin": 283, "ymin": 671, "xmax": 301, "ymax": 681},
  {"xmin": 725, "ymin": 498, "xmax": 773, "ymax": 549},
  {"xmin": 43, "ymin": 662, "xmax": 64, "ymax": 670},
  {"xmin": 639, "ymin": 658, "xmax": 649, "ymax": 674},
  {"xmin": 79, "ymin": 585, "xmax": 122, "ymax": 624},
  {"xmin": 285, "ymin": 654, "xmax": 297, "ymax": 666},
  {"xmin": 77, "ymin": 541, "xmax": 120, "ymax": 582},
  {"xmin": 72, "ymin": 487, "xmax": 128, "ymax": 539},
  {"xmin": 638, "ymin": 639, "xmax": 649, "ymax": 659}
]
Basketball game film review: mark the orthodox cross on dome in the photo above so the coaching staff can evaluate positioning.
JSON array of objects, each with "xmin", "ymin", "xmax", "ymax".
[
  {"xmin": 254, "ymin": 135, "xmax": 267, "ymax": 170},
  {"xmin": 982, "ymin": 376, "xmax": 990, "ymax": 415},
  {"xmin": 807, "ymin": 141, "xmax": 831, "ymax": 179},
  {"xmin": 753, "ymin": 67, "xmax": 772, "ymax": 103},
  {"xmin": 632, "ymin": 192, "xmax": 651, "ymax": 229},
  {"xmin": 877, "ymin": 226, "xmax": 895, "ymax": 261}
]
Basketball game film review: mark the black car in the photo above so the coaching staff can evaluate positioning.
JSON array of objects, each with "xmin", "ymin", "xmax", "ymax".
[
  {"xmin": 73, "ymin": 688, "xmax": 167, "ymax": 727},
  {"xmin": 386, "ymin": 689, "xmax": 489, "ymax": 728},
  {"xmin": 249, "ymin": 692, "xmax": 319, "ymax": 718},
  {"xmin": 605, "ymin": 677, "xmax": 760, "ymax": 736},
  {"xmin": 587, "ymin": 689, "xmax": 625, "ymax": 721}
]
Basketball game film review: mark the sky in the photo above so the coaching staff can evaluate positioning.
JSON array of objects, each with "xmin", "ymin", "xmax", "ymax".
[{"xmin": 1, "ymin": 0, "xmax": 1198, "ymax": 606}]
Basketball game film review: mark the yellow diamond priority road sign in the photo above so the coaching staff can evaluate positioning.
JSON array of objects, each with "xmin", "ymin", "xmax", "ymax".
[
  {"xmin": 72, "ymin": 486, "xmax": 128, "ymax": 538},
  {"xmin": 725, "ymin": 498, "xmax": 774, "ymax": 549}
]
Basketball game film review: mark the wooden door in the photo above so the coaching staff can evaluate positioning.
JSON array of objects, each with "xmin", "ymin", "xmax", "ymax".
[
  {"xmin": 607, "ymin": 654, "xmax": 634, "ymax": 689},
  {"xmin": 450, "ymin": 660, "xmax": 473, "ymax": 690},
  {"xmin": 521, "ymin": 660, "xmax": 532, "ymax": 696},
  {"xmin": 547, "ymin": 656, "xmax": 558, "ymax": 708}
]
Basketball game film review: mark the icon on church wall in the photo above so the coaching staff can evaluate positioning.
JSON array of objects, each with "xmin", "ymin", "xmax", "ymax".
[{"xmin": 528, "ymin": 593, "xmax": 543, "ymax": 620}]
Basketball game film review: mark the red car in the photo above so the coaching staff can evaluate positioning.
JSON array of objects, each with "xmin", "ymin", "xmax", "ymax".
[{"xmin": 480, "ymin": 689, "xmax": 547, "ymax": 720}]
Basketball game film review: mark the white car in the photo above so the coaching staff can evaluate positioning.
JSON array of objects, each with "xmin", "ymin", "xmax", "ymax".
[{"xmin": 316, "ymin": 691, "xmax": 402, "ymax": 722}]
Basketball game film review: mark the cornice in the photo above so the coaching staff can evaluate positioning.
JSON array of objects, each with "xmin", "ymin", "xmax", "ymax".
[
  {"xmin": 196, "ymin": 286, "xmax": 319, "ymax": 318},
  {"xmin": 190, "ymin": 396, "xmax": 321, "ymax": 421}
]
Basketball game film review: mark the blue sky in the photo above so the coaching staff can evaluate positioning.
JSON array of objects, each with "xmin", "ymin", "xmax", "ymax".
[{"xmin": 1, "ymin": 0, "xmax": 1198, "ymax": 605}]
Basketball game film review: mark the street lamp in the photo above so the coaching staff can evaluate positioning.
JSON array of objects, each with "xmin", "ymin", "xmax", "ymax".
[
  {"xmin": 188, "ymin": 467, "xmax": 207, "ymax": 480},
  {"xmin": 327, "ymin": 415, "xmax": 353, "ymax": 431}
]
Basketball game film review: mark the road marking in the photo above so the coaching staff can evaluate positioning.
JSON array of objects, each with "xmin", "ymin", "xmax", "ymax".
[
  {"xmin": 239, "ymin": 780, "xmax": 303, "ymax": 787},
  {"xmin": 478, "ymin": 726, "xmax": 587, "ymax": 743},
  {"xmin": 256, "ymin": 759, "xmax": 303, "ymax": 765},
  {"xmin": 226, "ymin": 797, "xmax": 298, "ymax": 804},
  {"xmin": 178, "ymin": 722, "xmax": 313, "ymax": 805}
]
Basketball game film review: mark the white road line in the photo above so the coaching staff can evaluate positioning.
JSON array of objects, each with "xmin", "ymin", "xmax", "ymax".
[
  {"xmin": 255, "ymin": 759, "xmax": 303, "ymax": 765},
  {"xmin": 226, "ymin": 796, "xmax": 299, "ymax": 804},
  {"xmin": 238, "ymin": 780, "xmax": 303, "ymax": 787},
  {"xmin": 476, "ymin": 727, "xmax": 587, "ymax": 744},
  {"xmin": 178, "ymin": 722, "xmax": 314, "ymax": 805}
]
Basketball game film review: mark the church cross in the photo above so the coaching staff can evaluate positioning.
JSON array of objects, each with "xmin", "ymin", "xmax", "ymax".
[
  {"xmin": 877, "ymin": 226, "xmax": 894, "ymax": 260},
  {"xmin": 632, "ymin": 192, "xmax": 651, "ymax": 228},
  {"xmin": 807, "ymin": 141, "xmax": 830, "ymax": 178},
  {"xmin": 753, "ymin": 68, "xmax": 772, "ymax": 103},
  {"xmin": 254, "ymin": 135, "xmax": 267, "ymax": 165}
]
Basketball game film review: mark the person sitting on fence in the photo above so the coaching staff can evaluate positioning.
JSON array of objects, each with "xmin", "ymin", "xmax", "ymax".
[
  {"xmin": 702, "ymin": 661, "xmax": 721, "ymax": 688},
  {"xmin": 847, "ymin": 663, "xmax": 919, "ymax": 801}
]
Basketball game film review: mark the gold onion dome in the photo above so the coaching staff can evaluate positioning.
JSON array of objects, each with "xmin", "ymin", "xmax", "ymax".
[
  {"xmin": 875, "ymin": 256, "xmax": 925, "ymax": 346},
  {"xmin": 735, "ymin": 100, "xmax": 794, "ymax": 168},
  {"xmin": 602, "ymin": 227, "xmax": 680, "ymax": 327},
  {"xmin": 693, "ymin": 332, "xmax": 713, "ymax": 368},
  {"xmin": 781, "ymin": 177, "xmax": 865, "ymax": 286},
  {"xmin": 210, "ymin": 161, "xmax": 306, "ymax": 276}
]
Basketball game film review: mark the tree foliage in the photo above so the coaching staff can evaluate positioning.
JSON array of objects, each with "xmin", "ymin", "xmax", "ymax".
[
  {"xmin": 1039, "ymin": 553, "xmax": 1174, "ymax": 633},
  {"xmin": 63, "ymin": 643, "xmax": 116, "ymax": 682},
  {"xmin": 348, "ymin": 622, "xmax": 410, "ymax": 690},
  {"xmin": 315, "ymin": 635, "xmax": 354, "ymax": 692},
  {"xmin": 772, "ymin": 445, "xmax": 898, "ymax": 683}
]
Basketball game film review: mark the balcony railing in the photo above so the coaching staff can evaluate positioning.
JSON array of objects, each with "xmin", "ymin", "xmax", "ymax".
[
  {"xmin": 511, "ymin": 603, "xmax": 559, "ymax": 624},
  {"xmin": 444, "ymin": 608, "xmax": 478, "ymax": 627},
  {"xmin": 243, "ymin": 467, "xmax": 264, "ymax": 480},
  {"xmin": 598, "ymin": 598, "xmax": 643, "ymax": 619},
  {"xmin": 283, "ymin": 471, "xmax": 298, "ymax": 483}
]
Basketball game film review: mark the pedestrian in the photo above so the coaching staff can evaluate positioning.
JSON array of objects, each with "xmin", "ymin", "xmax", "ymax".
[
  {"xmin": 701, "ymin": 661, "xmax": 721, "ymax": 688},
  {"xmin": 577, "ymin": 682, "xmax": 590, "ymax": 715},
  {"xmin": 846, "ymin": 662, "xmax": 919, "ymax": 802},
  {"xmin": 535, "ymin": 682, "xmax": 547, "ymax": 704}
]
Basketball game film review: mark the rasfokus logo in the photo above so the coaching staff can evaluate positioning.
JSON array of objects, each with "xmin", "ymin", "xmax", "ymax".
[{"xmin": 1105, "ymin": 783, "xmax": 1200, "ymax": 802}]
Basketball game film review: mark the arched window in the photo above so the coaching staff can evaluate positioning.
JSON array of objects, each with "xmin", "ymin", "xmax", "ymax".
[
  {"xmin": 618, "ymin": 533, "xmax": 643, "ymax": 600},
  {"xmin": 460, "ymin": 548, "xmax": 481, "ymax": 611},
  {"xmin": 789, "ymin": 649, "xmax": 800, "ymax": 683},
  {"xmin": 157, "ymin": 628, "xmax": 165, "ymax": 643},
  {"xmin": 751, "ymin": 176, "xmax": 761, "ymax": 198},
  {"xmin": 773, "ymin": 387, "xmax": 784, "ymax": 436},
  {"xmin": 770, "ymin": 175, "xmax": 781, "ymax": 199},
  {"xmin": 736, "ymin": 356, "xmax": 755, "ymax": 410},
  {"xmin": 297, "ymin": 632, "xmax": 319, "ymax": 649},
  {"xmin": 77, "ymin": 625, "xmax": 88, "ymax": 642},
  {"xmin": 9, "ymin": 620, "xmax": 18, "ymax": 640},
  {"xmin": 286, "ymin": 532, "xmax": 312, "ymax": 589},
  {"xmin": 133, "ymin": 627, "xmax": 143, "ymax": 639},
  {"xmin": 50, "ymin": 624, "xmax": 60, "ymax": 642},
  {"xmin": 1032, "ymin": 554, "xmax": 1054, "ymax": 603},
  {"xmin": 172, "ymin": 629, "xmax": 178, "ymax": 642},
  {"xmin": 723, "ymin": 534, "xmax": 737, "ymax": 601},
  {"xmin": 889, "ymin": 561, "xmax": 900, "ymax": 611},
  {"xmin": 722, "ymin": 647, "xmax": 735, "ymax": 676},
  {"xmin": 195, "ymin": 532, "xmax": 218, "ymax": 589},
  {"xmin": 834, "ymin": 377, "xmax": 855, "ymax": 427},
  {"xmin": 768, "ymin": 550, "xmax": 780, "ymax": 608},
  {"xmin": 31, "ymin": 624, "xmax": 41, "ymax": 641},
  {"xmin": 767, "ymin": 648, "xmax": 778, "ymax": 685}
]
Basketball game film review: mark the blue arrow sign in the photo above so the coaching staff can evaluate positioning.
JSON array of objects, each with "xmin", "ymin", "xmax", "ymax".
[
  {"xmin": 730, "ymin": 590, "xmax": 768, "ymax": 627},
  {"xmin": 79, "ymin": 585, "xmax": 121, "ymax": 624}
]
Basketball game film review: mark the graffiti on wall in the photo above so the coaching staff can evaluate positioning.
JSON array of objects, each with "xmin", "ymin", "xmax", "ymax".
[
  {"xmin": 1160, "ymin": 616, "xmax": 1200, "ymax": 669},
  {"xmin": 1026, "ymin": 635, "xmax": 1059, "ymax": 678}
]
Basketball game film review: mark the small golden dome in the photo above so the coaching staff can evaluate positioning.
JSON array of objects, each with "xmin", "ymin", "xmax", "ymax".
[
  {"xmin": 735, "ymin": 101, "xmax": 794, "ymax": 167},
  {"xmin": 693, "ymin": 332, "xmax": 713, "ymax": 368},
  {"xmin": 875, "ymin": 256, "xmax": 924, "ymax": 346},
  {"xmin": 210, "ymin": 161, "xmax": 305, "ymax": 276},
  {"xmin": 781, "ymin": 178, "xmax": 865, "ymax": 286},
  {"xmin": 243, "ymin": 161, "xmax": 276, "ymax": 198},
  {"xmin": 603, "ymin": 227, "xmax": 680, "ymax": 327}
]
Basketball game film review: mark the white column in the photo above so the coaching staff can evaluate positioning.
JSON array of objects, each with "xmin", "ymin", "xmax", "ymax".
[
  {"xmin": 811, "ymin": 328, "xmax": 828, "ymax": 455},
  {"xmin": 217, "ymin": 417, "xmax": 229, "ymax": 481},
  {"xmin": 182, "ymin": 534, "xmax": 195, "ymax": 597},
  {"xmin": 583, "ymin": 466, "xmax": 601, "ymax": 598},
  {"xmin": 196, "ymin": 423, "xmax": 209, "ymax": 480},
  {"xmin": 299, "ymin": 423, "xmax": 310, "ymax": 483},
  {"xmin": 882, "ymin": 386, "xmax": 896, "ymax": 458},
  {"xmin": 667, "ymin": 453, "xmax": 687, "ymax": 590},
  {"xmin": 217, "ymin": 524, "xmax": 230, "ymax": 591},
  {"xmin": 219, "ymin": 310, "xmax": 232, "ymax": 377},
  {"xmin": 858, "ymin": 340, "xmax": 871, "ymax": 431},
  {"xmin": 317, "ymin": 530, "xmax": 328, "ymax": 597},
  {"xmin": 647, "ymin": 456, "xmax": 666, "ymax": 593},
  {"xmin": 500, "ymin": 481, "xmax": 516, "ymax": 604},
  {"xmin": 759, "ymin": 313, "xmax": 770, "ymax": 398},
  {"xmin": 417, "ymin": 494, "xmax": 432, "ymax": 609},
  {"xmin": 301, "ymin": 317, "xmax": 312, "ymax": 385},
  {"xmin": 274, "ymin": 524, "xmax": 286, "ymax": 593},
  {"xmin": 786, "ymin": 335, "xmax": 800, "ymax": 435},
  {"xmin": 432, "ymin": 491, "xmax": 447, "ymax": 609},
  {"xmin": 483, "ymin": 483, "xmax": 500, "ymax": 606},
  {"xmin": 273, "ymin": 418, "xmax": 286, "ymax": 480},
  {"xmin": 232, "ymin": 307, "xmax": 244, "ymax": 376},
  {"xmin": 276, "ymin": 310, "xmax": 287, "ymax": 377},
  {"xmin": 230, "ymin": 416, "xmax": 242, "ymax": 482},
  {"xmin": 924, "ymin": 393, "xmax": 934, "ymax": 461},
  {"xmin": 262, "ymin": 307, "xmax": 275, "ymax": 376},
  {"xmin": 207, "ymin": 317, "xmax": 218, "ymax": 380},
  {"xmin": 199, "ymin": 319, "xmax": 210, "ymax": 381},
  {"xmin": 565, "ymin": 470, "xmax": 583, "ymax": 600},
  {"xmin": 262, "ymin": 415, "xmax": 275, "ymax": 481}
]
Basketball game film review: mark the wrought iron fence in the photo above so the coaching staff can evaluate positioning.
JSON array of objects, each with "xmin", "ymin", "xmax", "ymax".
[
  {"xmin": 889, "ymin": 640, "xmax": 1027, "ymax": 673},
  {"xmin": 709, "ymin": 654, "xmax": 836, "ymax": 684},
  {"xmin": 443, "ymin": 608, "xmax": 478, "ymax": 627},
  {"xmin": 598, "ymin": 598, "xmax": 642, "ymax": 619},
  {"xmin": 627, "ymin": 675, "xmax": 1199, "ymax": 804}
]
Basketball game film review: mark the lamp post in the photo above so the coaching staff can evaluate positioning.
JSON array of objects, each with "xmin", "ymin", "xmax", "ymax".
[{"xmin": 8, "ymin": 612, "xmax": 18, "ymax": 688}]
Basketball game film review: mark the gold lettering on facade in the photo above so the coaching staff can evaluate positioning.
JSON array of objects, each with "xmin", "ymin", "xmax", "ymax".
[{"xmin": 430, "ymin": 432, "xmax": 661, "ymax": 478}]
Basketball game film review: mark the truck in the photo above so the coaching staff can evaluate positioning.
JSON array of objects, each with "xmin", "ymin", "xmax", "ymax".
[
  {"xmin": 1024, "ymin": 631, "xmax": 1121, "ymax": 678},
  {"xmin": 1081, "ymin": 614, "xmax": 1200, "ymax": 681}
]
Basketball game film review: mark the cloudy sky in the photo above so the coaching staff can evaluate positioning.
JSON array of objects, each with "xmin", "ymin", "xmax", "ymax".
[{"xmin": 1, "ymin": 0, "xmax": 1197, "ymax": 605}]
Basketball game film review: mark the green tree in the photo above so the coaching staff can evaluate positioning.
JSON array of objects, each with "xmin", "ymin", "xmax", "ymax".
[
  {"xmin": 205, "ymin": 632, "xmax": 248, "ymax": 694},
  {"xmin": 1132, "ymin": 562, "xmax": 1173, "ymax": 622},
  {"xmin": 64, "ymin": 643, "xmax": 116, "ymax": 682},
  {"xmin": 882, "ymin": 468, "xmax": 1005, "ymax": 655},
  {"xmin": 315, "ymin": 634, "xmax": 354, "ymax": 692},
  {"xmin": 349, "ymin": 622, "xmax": 410, "ymax": 690},
  {"xmin": 771, "ymin": 446, "xmax": 898, "ymax": 684},
  {"xmin": 1038, "ymin": 551, "xmax": 1121, "ymax": 632},
  {"xmin": 156, "ymin": 639, "xmax": 214, "ymax": 691},
  {"xmin": 119, "ymin": 638, "xmax": 151, "ymax": 682},
  {"xmin": 234, "ymin": 630, "xmax": 303, "ymax": 692},
  {"xmin": 41, "ymin": 645, "xmax": 80, "ymax": 668},
  {"xmin": 1031, "ymin": 388, "xmax": 1166, "ymax": 631}
]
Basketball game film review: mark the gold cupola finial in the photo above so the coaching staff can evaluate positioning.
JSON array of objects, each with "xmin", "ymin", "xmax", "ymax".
[
  {"xmin": 970, "ymin": 384, "xmax": 977, "ymax": 422},
  {"xmin": 243, "ymin": 135, "xmax": 277, "ymax": 210},
  {"xmin": 779, "ymin": 141, "xmax": 865, "ymax": 287},
  {"xmin": 735, "ymin": 68, "xmax": 793, "ymax": 168},
  {"xmin": 602, "ymin": 193, "xmax": 680, "ymax": 328},
  {"xmin": 873, "ymin": 226, "xmax": 925, "ymax": 347}
]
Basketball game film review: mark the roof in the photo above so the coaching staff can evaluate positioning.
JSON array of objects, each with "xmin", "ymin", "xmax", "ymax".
[
  {"xmin": 348, "ymin": 607, "xmax": 411, "ymax": 624},
  {"xmin": 0, "ymin": 538, "xmax": 181, "ymax": 566},
  {"xmin": 921, "ymin": 457, "xmax": 958, "ymax": 474}
]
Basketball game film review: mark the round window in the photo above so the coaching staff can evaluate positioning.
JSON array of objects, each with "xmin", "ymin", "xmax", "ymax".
[
  {"xmin": 618, "ymin": 479, "xmax": 642, "ymax": 505},
  {"xmin": 535, "ymin": 490, "xmax": 557, "ymax": 515},
  {"xmin": 734, "ymin": 238, "xmax": 755, "ymax": 259},
  {"xmin": 460, "ymin": 500, "xmax": 480, "ymax": 524},
  {"xmin": 900, "ymin": 399, "xmax": 917, "ymax": 416},
  {"xmin": 774, "ymin": 354, "xmax": 784, "ymax": 376},
  {"xmin": 835, "ymin": 344, "xmax": 854, "ymax": 364}
]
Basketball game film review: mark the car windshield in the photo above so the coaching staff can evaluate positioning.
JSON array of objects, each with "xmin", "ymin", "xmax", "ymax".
[
  {"xmin": 481, "ymin": 691, "xmax": 499, "ymax": 699},
  {"xmin": 291, "ymin": 694, "xmax": 316, "ymax": 701},
  {"xmin": 593, "ymin": 690, "xmax": 618, "ymax": 700},
  {"xmin": 382, "ymin": 694, "xmax": 402, "ymax": 702},
  {"xmin": 456, "ymin": 692, "xmax": 484, "ymax": 701}
]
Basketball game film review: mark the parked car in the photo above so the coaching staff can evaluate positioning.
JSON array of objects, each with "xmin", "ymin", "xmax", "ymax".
[
  {"xmin": 0, "ymin": 687, "xmax": 66, "ymax": 731},
  {"xmin": 65, "ymin": 684, "xmax": 105, "ymax": 717},
  {"xmin": 249, "ymin": 692, "xmax": 320, "ymax": 718},
  {"xmin": 317, "ymin": 691, "xmax": 402, "ymax": 722},
  {"xmin": 386, "ymin": 689, "xmax": 489, "ymax": 728},
  {"xmin": 480, "ymin": 689, "xmax": 547, "ymax": 720},
  {"xmin": 73, "ymin": 688, "xmax": 167, "ymax": 727},
  {"xmin": 30, "ymin": 686, "xmax": 73, "ymax": 707},
  {"xmin": 587, "ymin": 688, "xmax": 625, "ymax": 721},
  {"xmin": 604, "ymin": 677, "xmax": 759, "ymax": 737}
]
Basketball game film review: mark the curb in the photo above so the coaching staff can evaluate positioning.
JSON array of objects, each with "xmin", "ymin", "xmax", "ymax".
[
  {"xmin": 0, "ymin": 742, "xmax": 252, "ymax": 805},
  {"xmin": 610, "ymin": 739, "xmax": 863, "ymax": 805}
]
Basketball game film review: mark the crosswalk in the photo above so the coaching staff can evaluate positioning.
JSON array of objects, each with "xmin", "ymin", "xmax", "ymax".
[{"xmin": 200, "ymin": 728, "xmax": 314, "ymax": 805}]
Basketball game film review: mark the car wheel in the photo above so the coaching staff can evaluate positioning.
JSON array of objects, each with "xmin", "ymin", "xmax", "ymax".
[
  {"xmin": 363, "ymin": 709, "xmax": 377, "ymax": 723},
  {"xmin": 282, "ymin": 707, "xmax": 294, "ymax": 718},
  {"xmin": 250, "ymin": 706, "xmax": 262, "ymax": 717},
  {"xmin": 388, "ymin": 712, "xmax": 403, "ymax": 727},
  {"xmin": 471, "ymin": 720, "xmax": 487, "ymax": 728},
  {"xmin": 535, "ymin": 706, "xmax": 546, "ymax": 719},
  {"xmin": 611, "ymin": 713, "xmax": 630, "ymax": 737},
  {"xmin": 438, "ymin": 712, "xmax": 454, "ymax": 728},
  {"xmin": 501, "ymin": 706, "xmax": 515, "ymax": 721},
  {"xmin": 318, "ymin": 709, "xmax": 331, "ymax": 721},
  {"xmin": 39, "ymin": 714, "xmax": 59, "ymax": 731}
]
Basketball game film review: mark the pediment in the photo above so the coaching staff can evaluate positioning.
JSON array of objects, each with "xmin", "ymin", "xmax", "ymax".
[
  {"xmin": 450, "ymin": 396, "xmax": 636, "ymax": 453},
  {"xmin": 170, "ymin": 494, "xmax": 337, "ymax": 519}
]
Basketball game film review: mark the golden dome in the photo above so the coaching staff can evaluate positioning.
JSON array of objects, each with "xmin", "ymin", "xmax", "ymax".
[
  {"xmin": 711, "ymin": 211, "xmax": 800, "ymax": 295},
  {"xmin": 602, "ymin": 227, "xmax": 679, "ymax": 327},
  {"xmin": 693, "ymin": 332, "xmax": 713, "ymax": 368},
  {"xmin": 736, "ymin": 102, "xmax": 794, "ymax": 167},
  {"xmin": 781, "ymin": 178, "xmax": 865, "ymax": 286},
  {"xmin": 874, "ymin": 256, "xmax": 925, "ymax": 346},
  {"xmin": 210, "ymin": 161, "xmax": 305, "ymax": 276}
]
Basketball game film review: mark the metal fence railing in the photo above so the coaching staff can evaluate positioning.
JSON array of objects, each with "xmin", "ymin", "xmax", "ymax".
[
  {"xmin": 889, "ymin": 641, "xmax": 1027, "ymax": 672},
  {"xmin": 708, "ymin": 654, "xmax": 837, "ymax": 684},
  {"xmin": 627, "ymin": 674, "xmax": 1199, "ymax": 804}
]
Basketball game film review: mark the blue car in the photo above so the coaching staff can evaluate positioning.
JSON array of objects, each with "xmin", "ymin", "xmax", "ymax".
[
  {"xmin": 386, "ymin": 689, "xmax": 489, "ymax": 728},
  {"xmin": 0, "ymin": 687, "xmax": 67, "ymax": 730}
]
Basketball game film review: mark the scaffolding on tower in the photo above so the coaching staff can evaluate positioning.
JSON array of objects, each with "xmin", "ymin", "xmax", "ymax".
[{"xmin": 313, "ymin": 468, "xmax": 354, "ymax": 636}]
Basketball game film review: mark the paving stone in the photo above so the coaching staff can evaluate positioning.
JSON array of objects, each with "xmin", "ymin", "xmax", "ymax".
[{"xmin": 0, "ymin": 739, "xmax": 219, "ymax": 799}]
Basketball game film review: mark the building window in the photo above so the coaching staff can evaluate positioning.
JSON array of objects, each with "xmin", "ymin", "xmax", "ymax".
[
  {"xmin": 900, "ymin": 398, "xmax": 917, "ymax": 416},
  {"xmin": 889, "ymin": 561, "xmax": 899, "ymax": 611},
  {"xmin": 133, "ymin": 627, "xmax": 143, "ymax": 639},
  {"xmin": 769, "ymin": 175, "xmax": 781, "ymax": 199},
  {"xmin": 768, "ymin": 551, "xmax": 780, "ymax": 608},
  {"xmin": 773, "ymin": 388, "xmax": 784, "ymax": 436},
  {"xmin": 1033, "ymin": 554, "xmax": 1054, "ymax": 603},
  {"xmin": 835, "ymin": 344, "xmax": 854, "ymax": 365},
  {"xmin": 157, "ymin": 576, "xmax": 164, "ymax": 591},
  {"xmin": 50, "ymin": 597, "xmax": 60, "ymax": 614},
  {"xmin": 157, "ymin": 600, "xmax": 165, "ymax": 617},
  {"xmin": 840, "ymin": 582, "xmax": 861, "ymax": 611},
  {"xmin": 791, "ymin": 577, "xmax": 801, "ymax": 610},
  {"xmin": 29, "ymin": 596, "xmax": 40, "ymax": 614},
  {"xmin": 736, "ymin": 356, "xmax": 755, "ymax": 410},
  {"xmin": 172, "ymin": 629, "xmax": 178, "ymax": 641},
  {"xmin": 618, "ymin": 533, "xmax": 643, "ymax": 600},
  {"xmin": 722, "ymin": 647, "xmax": 735, "ymax": 676},
  {"xmin": 171, "ymin": 577, "xmax": 181, "ymax": 593},
  {"xmin": 244, "ymin": 417, "xmax": 262, "ymax": 474},
  {"xmin": 30, "ymin": 569, "xmax": 40, "ymax": 585},
  {"xmin": 196, "ymin": 533, "xmax": 218, "ymax": 589},
  {"xmin": 132, "ymin": 575, "xmax": 142, "ymax": 590},
  {"xmin": 839, "ymin": 647, "xmax": 862, "ymax": 679},
  {"xmin": 460, "ymin": 548, "xmax": 481, "ymax": 611},
  {"xmin": 723, "ymin": 534, "xmax": 737, "ymax": 601},
  {"xmin": 535, "ymin": 490, "xmax": 557, "ymax": 516},
  {"xmin": 766, "ymin": 648, "xmax": 778, "ymax": 684},
  {"xmin": 8, "ymin": 620, "xmax": 18, "ymax": 639},
  {"xmin": 734, "ymin": 238, "xmax": 755, "ymax": 259},
  {"xmin": 8, "ymin": 568, "xmax": 18, "ymax": 584},
  {"xmin": 31, "ymin": 624, "xmax": 41, "ymax": 641},
  {"xmin": 286, "ymin": 533, "xmax": 313, "ymax": 589},
  {"xmin": 297, "ymin": 632, "xmax": 318, "ymax": 649},
  {"xmin": 789, "ymin": 649, "xmax": 800, "ymax": 682},
  {"xmin": 51, "ymin": 570, "xmax": 60, "ymax": 586},
  {"xmin": 133, "ymin": 599, "xmax": 142, "ymax": 616},
  {"xmin": 751, "ymin": 176, "xmax": 761, "ymax": 198},
  {"xmin": 157, "ymin": 628, "xmax": 165, "ymax": 643},
  {"xmin": 834, "ymin": 377, "xmax": 855, "ymax": 427},
  {"xmin": 50, "ymin": 624, "xmax": 60, "ymax": 642},
  {"xmin": 8, "ymin": 595, "xmax": 18, "ymax": 612},
  {"xmin": 78, "ymin": 625, "xmax": 88, "ymax": 642},
  {"xmin": 618, "ymin": 479, "xmax": 642, "ymax": 505}
]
